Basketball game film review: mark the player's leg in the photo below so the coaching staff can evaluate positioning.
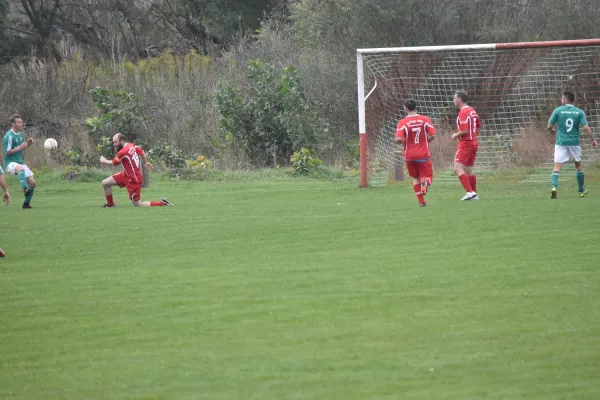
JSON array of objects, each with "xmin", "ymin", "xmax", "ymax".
[
  {"xmin": 419, "ymin": 161, "xmax": 433, "ymax": 196},
  {"xmin": 453, "ymin": 144, "xmax": 476, "ymax": 200},
  {"xmin": 22, "ymin": 164, "xmax": 36, "ymax": 207},
  {"xmin": 6, "ymin": 163, "xmax": 29, "ymax": 192},
  {"xmin": 102, "ymin": 174, "xmax": 122, "ymax": 207},
  {"xmin": 0, "ymin": 247, "xmax": 5, "ymax": 257},
  {"xmin": 128, "ymin": 185, "xmax": 171, "ymax": 207},
  {"xmin": 11, "ymin": 163, "xmax": 36, "ymax": 208},
  {"xmin": 552, "ymin": 145, "xmax": 568, "ymax": 199},
  {"xmin": 466, "ymin": 142, "xmax": 478, "ymax": 195},
  {"xmin": 571, "ymin": 146, "xmax": 587, "ymax": 196},
  {"xmin": 407, "ymin": 162, "xmax": 425, "ymax": 206},
  {"xmin": 0, "ymin": 170, "xmax": 10, "ymax": 205}
]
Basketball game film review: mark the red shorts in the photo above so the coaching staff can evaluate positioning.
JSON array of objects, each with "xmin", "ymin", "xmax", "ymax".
[
  {"xmin": 112, "ymin": 171, "xmax": 142, "ymax": 202},
  {"xmin": 406, "ymin": 160, "xmax": 433, "ymax": 181},
  {"xmin": 454, "ymin": 141, "xmax": 478, "ymax": 167}
]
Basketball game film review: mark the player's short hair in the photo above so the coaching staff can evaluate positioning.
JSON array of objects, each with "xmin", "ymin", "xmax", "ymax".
[
  {"xmin": 562, "ymin": 91, "xmax": 575, "ymax": 103},
  {"xmin": 404, "ymin": 99, "xmax": 417, "ymax": 111},
  {"xmin": 455, "ymin": 91, "xmax": 469, "ymax": 103},
  {"xmin": 9, "ymin": 114, "xmax": 21, "ymax": 125}
]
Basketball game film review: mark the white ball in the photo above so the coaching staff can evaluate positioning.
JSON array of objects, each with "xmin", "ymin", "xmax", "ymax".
[{"xmin": 44, "ymin": 138, "xmax": 58, "ymax": 150}]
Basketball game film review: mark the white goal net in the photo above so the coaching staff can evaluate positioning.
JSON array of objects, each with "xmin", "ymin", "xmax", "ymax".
[{"xmin": 357, "ymin": 39, "xmax": 600, "ymax": 186}]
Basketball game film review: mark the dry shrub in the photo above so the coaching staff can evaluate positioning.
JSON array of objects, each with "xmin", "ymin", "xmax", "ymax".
[{"xmin": 511, "ymin": 124, "xmax": 554, "ymax": 168}]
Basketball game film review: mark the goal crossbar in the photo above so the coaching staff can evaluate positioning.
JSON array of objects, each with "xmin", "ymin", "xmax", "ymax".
[{"xmin": 357, "ymin": 38, "xmax": 600, "ymax": 55}]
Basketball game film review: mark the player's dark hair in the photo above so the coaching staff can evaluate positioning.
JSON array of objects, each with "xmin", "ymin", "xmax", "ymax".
[
  {"xmin": 563, "ymin": 91, "xmax": 575, "ymax": 103},
  {"xmin": 404, "ymin": 99, "xmax": 417, "ymax": 111},
  {"xmin": 455, "ymin": 91, "xmax": 469, "ymax": 103},
  {"xmin": 117, "ymin": 132, "xmax": 127, "ymax": 142},
  {"xmin": 9, "ymin": 114, "xmax": 21, "ymax": 125}
]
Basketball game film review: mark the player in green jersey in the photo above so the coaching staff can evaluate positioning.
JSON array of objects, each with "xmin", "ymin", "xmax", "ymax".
[
  {"xmin": 3, "ymin": 114, "xmax": 36, "ymax": 208},
  {"xmin": 547, "ymin": 91, "xmax": 597, "ymax": 199}
]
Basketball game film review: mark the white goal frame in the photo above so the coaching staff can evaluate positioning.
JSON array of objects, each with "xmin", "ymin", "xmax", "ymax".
[{"xmin": 357, "ymin": 39, "xmax": 600, "ymax": 187}]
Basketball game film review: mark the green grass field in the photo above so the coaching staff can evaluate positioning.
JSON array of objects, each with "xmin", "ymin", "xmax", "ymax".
[{"xmin": 1, "ymin": 176, "xmax": 599, "ymax": 399}]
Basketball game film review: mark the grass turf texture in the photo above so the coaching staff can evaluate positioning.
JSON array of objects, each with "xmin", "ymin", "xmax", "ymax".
[{"xmin": 1, "ymin": 178, "xmax": 599, "ymax": 399}]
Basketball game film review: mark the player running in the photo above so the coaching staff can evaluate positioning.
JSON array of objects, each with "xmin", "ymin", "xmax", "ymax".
[
  {"xmin": 547, "ymin": 91, "xmax": 597, "ymax": 199},
  {"xmin": 395, "ymin": 99, "xmax": 436, "ymax": 207},
  {"xmin": 99, "ymin": 133, "xmax": 173, "ymax": 207},
  {"xmin": 451, "ymin": 91, "xmax": 481, "ymax": 201}
]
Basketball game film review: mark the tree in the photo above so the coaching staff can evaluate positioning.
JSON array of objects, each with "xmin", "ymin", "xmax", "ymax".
[{"xmin": 149, "ymin": 0, "xmax": 279, "ymax": 54}]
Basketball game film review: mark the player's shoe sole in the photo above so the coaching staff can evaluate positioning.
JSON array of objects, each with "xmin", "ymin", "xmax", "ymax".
[
  {"xmin": 161, "ymin": 198, "xmax": 174, "ymax": 206},
  {"xmin": 551, "ymin": 188, "xmax": 557, "ymax": 199},
  {"xmin": 473, "ymin": 196, "xmax": 480, "ymax": 200},
  {"xmin": 579, "ymin": 189, "xmax": 588, "ymax": 198},
  {"xmin": 0, "ymin": 248, "xmax": 5, "ymax": 257},
  {"xmin": 102, "ymin": 204, "xmax": 117, "ymax": 208},
  {"xmin": 419, "ymin": 203, "xmax": 426, "ymax": 207}
]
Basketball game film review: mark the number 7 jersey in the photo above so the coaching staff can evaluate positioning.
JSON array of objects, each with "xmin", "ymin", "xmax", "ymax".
[{"xmin": 395, "ymin": 115, "xmax": 436, "ymax": 161}]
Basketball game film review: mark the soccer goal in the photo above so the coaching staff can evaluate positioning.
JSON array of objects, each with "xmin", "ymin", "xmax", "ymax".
[{"xmin": 357, "ymin": 39, "xmax": 600, "ymax": 187}]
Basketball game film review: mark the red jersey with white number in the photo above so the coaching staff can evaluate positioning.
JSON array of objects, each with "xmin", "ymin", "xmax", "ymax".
[
  {"xmin": 456, "ymin": 106, "xmax": 482, "ymax": 141},
  {"xmin": 395, "ymin": 115, "xmax": 436, "ymax": 161},
  {"xmin": 112, "ymin": 143, "xmax": 144, "ymax": 183}
]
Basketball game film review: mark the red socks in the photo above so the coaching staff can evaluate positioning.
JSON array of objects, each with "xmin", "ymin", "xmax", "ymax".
[
  {"xmin": 458, "ymin": 174, "xmax": 474, "ymax": 192},
  {"xmin": 469, "ymin": 175, "xmax": 477, "ymax": 192},
  {"xmin": 105, "ymin": 195, "xmax": 114, "ymax": 206},
  {"xmin": 413, "ymin": 184, "xmax": 425, "ymax": 205},
  {"xmin": 150, "ymin": 201, "xmax": 166, "ymax": 207}
]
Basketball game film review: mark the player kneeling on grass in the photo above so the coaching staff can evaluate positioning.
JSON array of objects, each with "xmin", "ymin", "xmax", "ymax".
[
  {"xmin": 99, "ymin": 133, "xmax": 173, "ymax": 208},
  {"xmin": 395, "ymin": 99, "xmax": 436, "ymax": 207},
  {"xmin": 547, "ymin": 91, "xmax": 597, "ymax": 199}
]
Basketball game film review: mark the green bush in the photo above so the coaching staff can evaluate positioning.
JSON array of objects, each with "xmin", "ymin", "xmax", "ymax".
[
  {"xmin": 147, "ymin": 144, "xmax": 187, "ymax": 169},
  {"xmin": 85, "ymin": 87, "xmax": 148, "ymax": 142},
  {"xmin": 290, "ymin": 147, "xmax": 322, "ymax": 175},
  {"xmin": 216, "ymin": 60, "xmax": 329, "ymax": 167}
]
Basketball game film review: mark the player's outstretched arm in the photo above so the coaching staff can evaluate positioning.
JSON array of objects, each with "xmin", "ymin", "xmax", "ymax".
[{"xmin": 100, "ymin": 156, "xmax": 118, "ymax": 166}]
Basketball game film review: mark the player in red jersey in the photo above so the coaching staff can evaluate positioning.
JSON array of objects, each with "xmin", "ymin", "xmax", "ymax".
[
  {"xmin": 451, "ymin": 91, "xmax": 481, "ymax": 201},
  {"xmin": 99, "ymin": 133, "xmax": 173, "ymax": 207},
  {"xmin": 395, "ymin": 99, "xmax": 436, "ymax": 207}
]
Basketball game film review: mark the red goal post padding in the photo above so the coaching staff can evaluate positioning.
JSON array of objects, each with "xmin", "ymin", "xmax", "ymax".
[{"xmin": 357, "ymin": 39, "xmax": 600, "ymax": 187}]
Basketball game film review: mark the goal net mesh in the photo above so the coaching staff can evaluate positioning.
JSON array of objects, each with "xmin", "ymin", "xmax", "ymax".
[{"xmin": 360, "ymin": 44, "xmax": 600, "ymax": 185}]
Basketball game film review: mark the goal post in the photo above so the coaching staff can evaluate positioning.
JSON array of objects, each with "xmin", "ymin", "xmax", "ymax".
[{"xmin": 357, "ymin": 39, "xmax": 600, "ymax": 187}]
